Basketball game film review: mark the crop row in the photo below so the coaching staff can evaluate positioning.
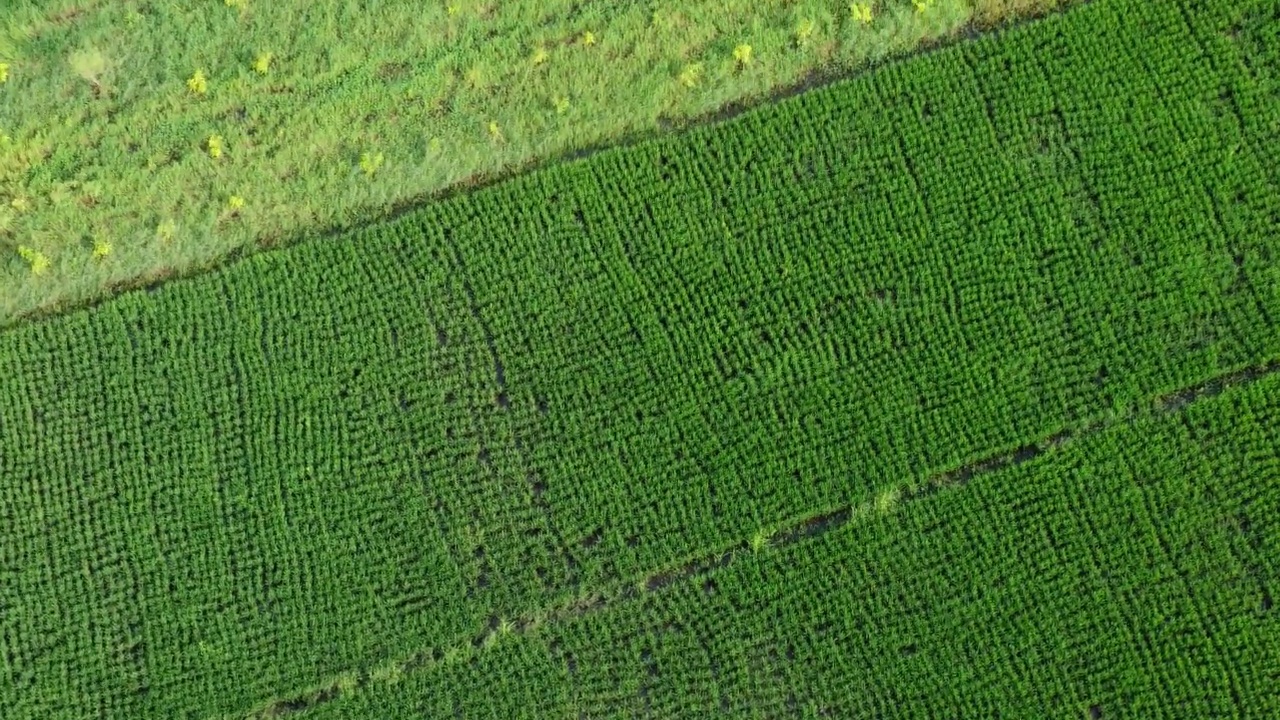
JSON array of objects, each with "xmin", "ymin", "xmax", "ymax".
[
  {"xmin": 0, "ymin": 0, "xmax": 1277, "ymax": 717},
  {"xmin": 292, "ymin": 362, "xmax": 1280, "ymax": 718}
]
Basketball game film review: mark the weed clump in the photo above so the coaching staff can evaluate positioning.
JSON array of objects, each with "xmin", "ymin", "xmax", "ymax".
[
  {"xmin": 187, "ymin": 69, "xmax": 208, "ymax": 96},
  {"xmin": 679, "ymin": 63, "xmax": 703, "ymax": 88},
  {"xmin": 795, "ymin": 19, "xmax": 816, "ymax": 47},
  {"xmin": 359, "ymin": 152, "xmax": 384, "ymax": 177},
  {"xmin": 16, "ymin": 245, "xmax": 50, "ymax": 275}
]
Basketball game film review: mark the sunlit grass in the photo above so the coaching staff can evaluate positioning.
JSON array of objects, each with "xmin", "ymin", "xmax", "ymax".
[{"xmin": 0, "ymin": 0, "xmax": 1072, "ymax": 324}]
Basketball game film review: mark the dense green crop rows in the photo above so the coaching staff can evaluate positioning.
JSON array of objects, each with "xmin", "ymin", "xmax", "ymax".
[
  {"xmin": 297, "ymin": 370, "xmax": 1280, "ymax": 719},
  {"xmin": 0, "ymin": 0, "xmax": 1277, "ymax": 716}
]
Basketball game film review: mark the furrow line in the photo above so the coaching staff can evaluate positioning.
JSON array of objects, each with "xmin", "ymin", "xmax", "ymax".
[{"xmin": 230, "ymin": 355, "xmax": 1280, "ymax": 720}]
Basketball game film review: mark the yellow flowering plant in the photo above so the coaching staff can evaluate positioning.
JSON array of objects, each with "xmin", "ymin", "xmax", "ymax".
[
  {"xmin": 359, "ymin": 151, "xmax": 384, "ymax": 177},
  {"xmin": 187, "ymin": 69, "xmax": 208, "ymax": 96},
  {"xmin": 156, "ymin": 219, "xmax": 177, "ymax": 242},
  {"xmin": 679, "ymin": 63, "xmax": 703, "ymax": 88},
  {"xmin": 16, "ymin": 245, "xmax": 50, "ymax": 275},
  {"xmin": 795, "ymin": 19, "xmax": 816, "ymax": 47}
]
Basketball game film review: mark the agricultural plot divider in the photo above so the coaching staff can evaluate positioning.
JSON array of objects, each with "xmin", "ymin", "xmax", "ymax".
[
  {"xmin": 252, "ymin": 356, "xmax": 1280, "ymax": 719},
  {"xmin": 266, "ymin": 354, "xmax": 1280, "ymax": 719},
  {"xmin": 0, "ymin": 0, "xmax": 1278, "ymax": 717}
]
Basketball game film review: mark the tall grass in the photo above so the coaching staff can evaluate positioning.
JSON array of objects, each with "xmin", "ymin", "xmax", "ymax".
[{"xmin": 0, "ymin": 0, "xmax": 1064, "ymax": 324}]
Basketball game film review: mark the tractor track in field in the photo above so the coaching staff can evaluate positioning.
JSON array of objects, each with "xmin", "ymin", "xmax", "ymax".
[{"xmin": 235, "ymin": 355, "xmax": 1280, "ymax": 720}]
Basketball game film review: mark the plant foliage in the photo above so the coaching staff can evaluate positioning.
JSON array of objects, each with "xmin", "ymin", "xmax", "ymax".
[{"xmin": 0, "ymin": 0, "xmax": 1276, "ymax": 717}]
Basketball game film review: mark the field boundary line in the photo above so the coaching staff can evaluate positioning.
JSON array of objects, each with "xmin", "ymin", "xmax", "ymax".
[{"xmin": 227, "ymin": 355, "xmax": 1280, "ymax": 720}]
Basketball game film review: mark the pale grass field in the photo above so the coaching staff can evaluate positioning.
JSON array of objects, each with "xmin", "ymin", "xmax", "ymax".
[{"xmin": 0, "ymin": 0, "xmax": 1070, "ymax": 325}]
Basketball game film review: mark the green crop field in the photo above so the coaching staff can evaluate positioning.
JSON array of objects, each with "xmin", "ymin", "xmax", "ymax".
[
  {"xmin": 0, "ymin": 0, "xmax": 1075, "ymax": 325},
  {"xmin": 290, "ymin": 369, "xmax": 1280, "ymax": 719},
  {"xmin": 0, "ymin": 0, "xmax": 1277, "ymax": 717}
]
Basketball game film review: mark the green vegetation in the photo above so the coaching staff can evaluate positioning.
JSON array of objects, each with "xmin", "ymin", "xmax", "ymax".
[
  {"xmin": 297, "ymin": 370, "xmax": 1280, "ymax": 718},
  {"xmin": 0, "ymin": 0, "xmax": 1081, "ymax": 325},
  {"xmin": 0, "ymin": 0, "xmax": 1276, "ymax": 717}
]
